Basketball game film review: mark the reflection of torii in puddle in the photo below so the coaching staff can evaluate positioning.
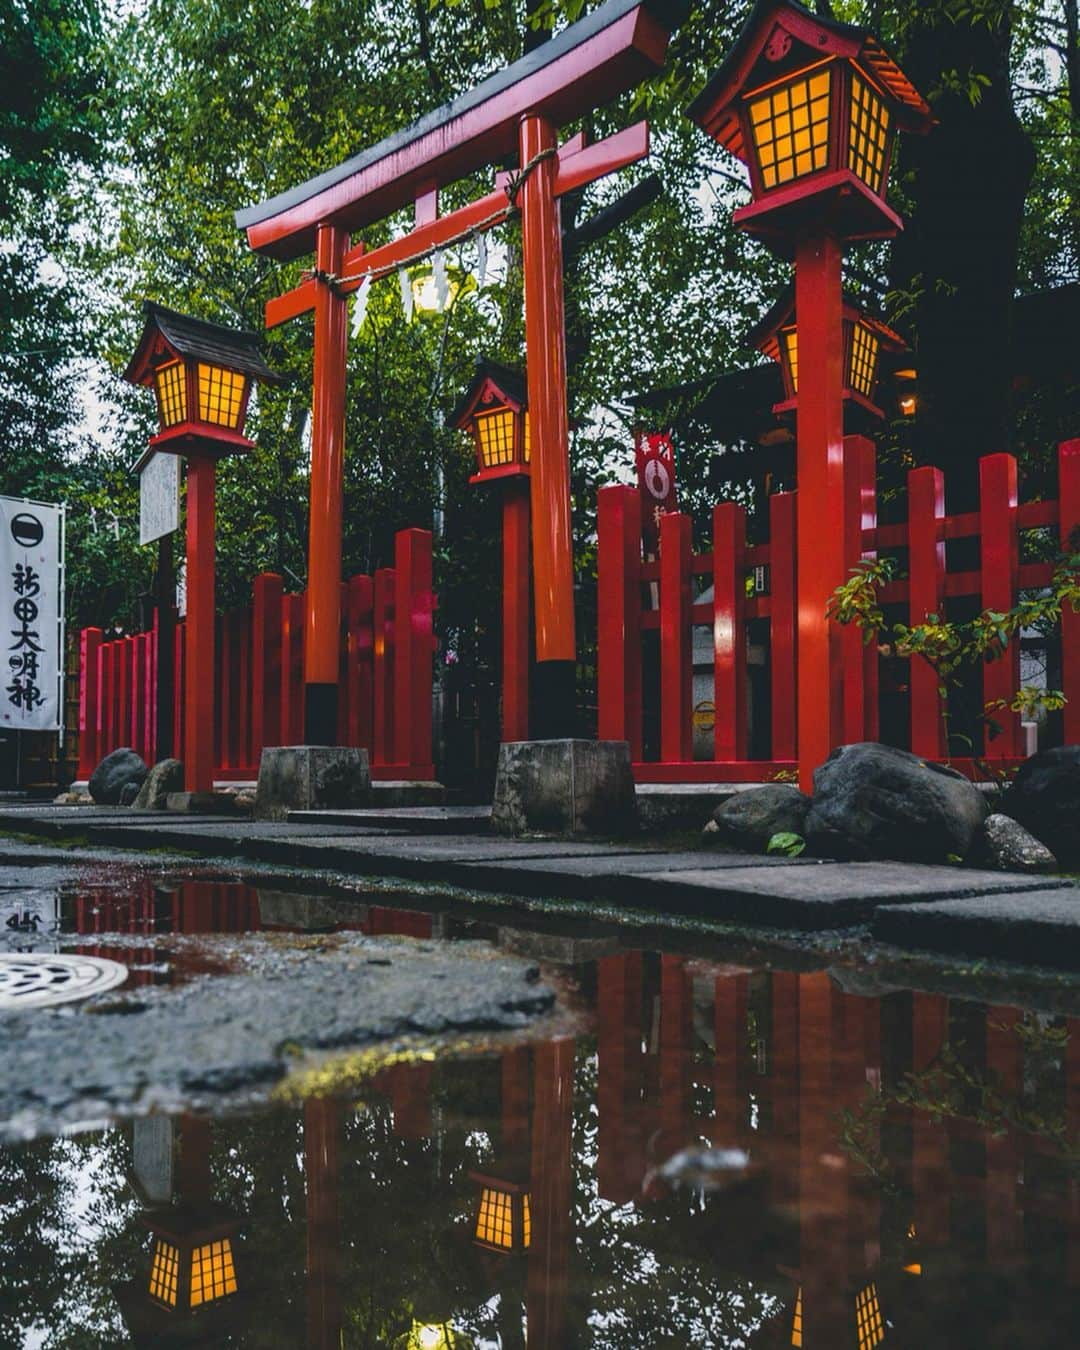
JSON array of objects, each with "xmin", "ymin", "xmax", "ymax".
[{"xmin": 235, "ymin": 0, "xmax": 684, "ymax": 744}]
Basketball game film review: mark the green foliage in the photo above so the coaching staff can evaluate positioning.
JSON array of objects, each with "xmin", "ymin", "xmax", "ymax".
[
  {"xmin": 827, "ymin": 546, "xmax": 1080, "ymax": 748},
  {"xmin": 766, "ymin": 830, "xmax": 805, "ymax": 857}
]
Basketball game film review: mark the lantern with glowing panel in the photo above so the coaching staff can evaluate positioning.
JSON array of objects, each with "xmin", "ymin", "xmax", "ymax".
[
  {"xmin": 687, "ymin": 0, "xmax": 932, "ymax": 251},
  {"xmin": 469, "ymin": 1168, "xmax": 532, "ymax": 1256},
  {"xmin": 789, "ymin": 1280, "xmax": 886, "ymax": 1350},
  {"xmin": 124, "ymin": 300, "xmax": 286, "ymax": 457},
  {"xmin": 749, "ymin": 286, "xmax": 906, "ymax": 419},
  {"xmin": 448, "ymin": 359, "xmax": 531, "ymax": 486}
]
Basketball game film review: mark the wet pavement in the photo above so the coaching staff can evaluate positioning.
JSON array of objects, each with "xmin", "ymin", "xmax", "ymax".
[{"xmin": 0, "ymin": 851, "xmax": 1078, "ymax": 1346}]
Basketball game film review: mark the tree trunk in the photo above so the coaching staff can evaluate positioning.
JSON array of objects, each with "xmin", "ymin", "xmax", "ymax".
[{"xmin": 890, "ymin": 2, "xmax": 1036, "ymax": 510}]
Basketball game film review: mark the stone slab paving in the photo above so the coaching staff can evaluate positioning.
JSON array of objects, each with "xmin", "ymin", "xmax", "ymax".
[
  {"xmin": 872, "ymin": 891, "xmax": 1080, "ymax": 970},
  {"xmin": 289, "ymin": 805, "xmax": 492, "ymax": 834},
  {"xmin": 2, "ymin": 806, "xmax": 1079, "ymax": 966},
  {"xmin": 455, "ymin": 848, "xmax": 806, "ymax": 899},
  {"xmin": 619, "ymin": 863, "xmax": 1075, "ymax": 930}
]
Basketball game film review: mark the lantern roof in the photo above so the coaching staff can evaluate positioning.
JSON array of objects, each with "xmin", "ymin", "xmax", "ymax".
[
  {"xmin": 447, "ymin": 358, "xmax": 528, "ymax": 430},
  {"xmin": 123, "ymin": 301, "xmax": 287, "ymax": 388},
  {"xmin": 687, "ymin": 0, "xmax": 931, "ymax": 160},
  {"xmin": 746, "ymin": 283, "xmax": 906, "ymax": 361}
]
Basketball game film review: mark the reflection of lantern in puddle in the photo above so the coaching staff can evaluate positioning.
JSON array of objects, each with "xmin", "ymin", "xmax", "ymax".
[
  {"xmin": 790, "ymin": 1280, "xmax": 885, "ymax": 1349},
  {"xmin": 470, "ymin": 1170, "xmax": 532, "ymax": 1255},
  {"xmin": 115, "ymin": 1116, "xmax": 243, "ymax": 1344},
  {"xmin": 145, "ymin": 1208, "xmax": 240, "ymax": 1312},
  {"xmin": 403, "ymin": 1320, "xmax": 474, "ymax": 1349}
]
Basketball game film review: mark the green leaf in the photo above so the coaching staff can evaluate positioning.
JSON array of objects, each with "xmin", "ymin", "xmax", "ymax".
[{"xmin": 766, "ymin": 831, "xmax": 806, "ymax": 858}]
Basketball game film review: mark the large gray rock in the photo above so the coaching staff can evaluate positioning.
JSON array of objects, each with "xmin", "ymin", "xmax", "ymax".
[
  {"xmin": 132, "ymin": 758, "xmax": 184, "ymax": 810},
  {"xmin": 981, "ymin": 812, "xmax": 1057, "ymax": 873},
  {"xmin": 706, "ymin": 784, "xmax": 811, "ymax": 851},
  {"xmin": 88, "ymin": 748, "xmax": 148, "ymax": 806},
  {"xmin": 1003, "ymin": 745, "xmax": 1080, "ymax": 865},
  {"xmin": 805, "ymin": 742, "xmax": 988, "ymax": 863},
  {"xmin": 254, "ymin": 745, "xmax": 371, "ymax": 821},
  {"xmin": 492, "ymin": 739, "xmax": 638, "ymax": 837}
]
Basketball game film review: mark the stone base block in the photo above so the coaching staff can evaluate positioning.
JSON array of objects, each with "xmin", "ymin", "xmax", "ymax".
[
  {"xmin": 254, "ymin": 746, "xmax": 371, "ymax": 821},
  {"xmin": 491, "ymin": 739, "xmax": 637, "ymax": 838}
]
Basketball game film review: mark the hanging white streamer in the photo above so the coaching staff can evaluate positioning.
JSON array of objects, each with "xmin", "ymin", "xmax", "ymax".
[
  {"xmin": 475, "ymin": 233, "xmax": 488, "ymax": 289},
  {"xmin": 399, "ymin": 267, "xmax": 414, "ymax": 322},
  {"xmin": 351, "ymin": 273, "xmax": 372, "ymax": 336},
  {"xmin": 432, "ymin": 250, "xmax": 449, "ymax": 312}
]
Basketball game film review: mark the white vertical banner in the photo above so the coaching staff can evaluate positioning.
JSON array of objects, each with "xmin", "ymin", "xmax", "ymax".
[{"xmin": 0, "ymin": 495, "xmax": 64, "ymax": 732}]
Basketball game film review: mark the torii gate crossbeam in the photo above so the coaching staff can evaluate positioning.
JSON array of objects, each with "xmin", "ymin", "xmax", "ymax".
[{"xmin": 237, "ymin": 0, "xmax": 685, "ymax": 744}]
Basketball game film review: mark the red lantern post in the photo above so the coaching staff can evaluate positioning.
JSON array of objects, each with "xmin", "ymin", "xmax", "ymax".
[
  {"xmin": 689, "ymin": 0, "xmax": 931, "ymax": 789},
  {"xmin": 123, "ymin": 303, "xmax": 285, "ymax": 794}
]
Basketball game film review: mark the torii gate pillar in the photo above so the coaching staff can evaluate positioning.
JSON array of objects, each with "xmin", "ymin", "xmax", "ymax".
[
  {"xmin": 305, "ymin": 223, "xmax": 349, "ymax": 744},
  {"xmin": 519, "ymin": 113, "xmax": 576, "ymax": 737}
]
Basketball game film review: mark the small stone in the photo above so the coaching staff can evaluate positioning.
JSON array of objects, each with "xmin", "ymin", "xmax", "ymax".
[
  {"xmin": 981, "ymin": 813, "xmax": 1057, "ymax": 873},
  {"xmin": 805, "ymin": 742, "xmax": 988, "ymax": 863},
  {"xmin": 118, "ymin": 781, "xmax": 140, "ymax": 806},
  {"xmin": 133, "ymin": 759, "xmax": 184, "ymax": 810},
  {"xmin": 1003, "ymin": 745, "xmax": 1080, "ymax": 866},
  {"xmin": 707, "ymin": 784, "xmax": 811, "ymax": 851},
  {"xmin": 88, "ymin": 748, "xmax": 148, "ymax": 806}
]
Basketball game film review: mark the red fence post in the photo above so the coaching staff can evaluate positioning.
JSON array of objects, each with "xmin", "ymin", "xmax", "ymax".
[
  {"xmin": 218, "ymin": 613, "xmax": 233, "ymax": 772},
  {"xmin": 373, "ymin": 568, "xmax": 395, "ymax": 769},
  {"xmin": 134, "ymin": 633, "xmax": 149, "ymax": 764},
  {"xmin": 769, "ymin": 491, "xmax": 797, "ymax": 761},
  {"xmin": 251, "ymin": 573, "xmax": 284, "ymax": 764},
  {"xmin": 345, "ymin": 574, "xmax": 374, "ymax": 752},
  {"xmin": 712, "ymin": 502, "xmax": 747, "ymax": 762},
  {"xmin": 78, "ymin": 628, "xmax": 102, "ymax": 779},
  {"xmin": 502, "ymin": 481, "xmax": 531, "ymax": 743},
  {"xmin": 174, "ymin": 621, "xmax": 185, "ymax": 762},
  {"xmin": 842, "ymin": 436, "xmax": 877, "ymax": 743},
  {"xmin": 392, "ymin": 528, "xmax": 433, "ymax": 778},
  {"xmin": 597, "ymin": 485, "xmax": 643, "ymax": 760},
  {"xmin": 117, "ymin": 637, "xmax": 132, "ymax": 750},
  {"xmin": 659, "ymin": 512, "xmax": 692, "ymax": 765},
  {"xmin": 1061, "ymin": 439, "xmax": 1080, "ymax": 745},
  {"xmin": 980, "ymin": 453, "xmax": 1022, "ymax": 757},
  {"xmin": 908, "ymin": 465, "xmax": 947, "ymax": 758}
]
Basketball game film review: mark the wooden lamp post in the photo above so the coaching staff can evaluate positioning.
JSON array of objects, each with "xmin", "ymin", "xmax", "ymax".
[
  {"xmin": 449, "ymin": 360, "xmax": 531, "ymax": 743},
  {"xmin": 689, "ymin": 0, "xmax": 930, "ymax": 789},
  {"xmin": 124, "ymin": 302, "xmax": 284, "ymax": 794},
  {"xmin": 749, "ymin": 285, "xmax": 907, "ymax": 421}
]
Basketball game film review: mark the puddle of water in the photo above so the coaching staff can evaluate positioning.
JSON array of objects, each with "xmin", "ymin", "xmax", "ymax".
[{"xmin": 0, "ymin": 864, "xmax": 1078, "ymax": 1346}]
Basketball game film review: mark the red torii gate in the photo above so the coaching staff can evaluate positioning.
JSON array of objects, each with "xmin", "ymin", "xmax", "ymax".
[{"xmin": 236, "ymin": 0, "xmax": 684, "ymax": 744}]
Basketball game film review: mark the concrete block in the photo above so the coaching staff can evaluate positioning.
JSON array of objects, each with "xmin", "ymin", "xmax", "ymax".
[
  {"xmin": 254, "ymin": 746, "xmax": 371, "ymax": 821},
  {"xmin": 491, "ymin": 739, "xmax": 638, "ymax": 837}
]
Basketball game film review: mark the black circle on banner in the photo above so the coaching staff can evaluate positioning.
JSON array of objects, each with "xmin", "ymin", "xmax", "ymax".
[{"xmin": 10, "ymin": 513, "xmax": 44, "ymax": 548}]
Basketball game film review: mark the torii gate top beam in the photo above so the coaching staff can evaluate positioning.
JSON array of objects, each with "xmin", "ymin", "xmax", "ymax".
[{"xmin": 235, "ymin": 0, "xmax": 686, "ymax": 260}]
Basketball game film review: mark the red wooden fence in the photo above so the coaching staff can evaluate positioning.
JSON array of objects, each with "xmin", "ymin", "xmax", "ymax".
[
  {"xmin": 599, "ymin": 439, "xmax": 1080, "ymax": 783},
  {"xmin": 78, "ymin": 527, "xmax": 435, "ymax": 783}
]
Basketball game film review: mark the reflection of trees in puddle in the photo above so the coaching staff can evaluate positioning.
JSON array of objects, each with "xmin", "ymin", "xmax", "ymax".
[{"xmin": 1, "ymin": 954, "xmax": 1078, "ymax": 1347}]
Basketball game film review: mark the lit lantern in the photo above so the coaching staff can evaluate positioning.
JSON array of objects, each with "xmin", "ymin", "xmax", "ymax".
[
  {"xmin": 895, "ymin": 367, "xmax": 918, "ymax": 417},
  {"xmin": 448, "ymin": 358, "xmax": 531, "ymax": 485},
  {"xmin": 749, "ymin": 286, "xmax": 906, "ymax": 419},
  {"xmin": 687, "ymin": 0, "xmax": 932, "ymax": 250},
  {"xmin": 469, "ymin": 1169, "xmax": 532, "ymax": 1255},
  {"xmin": 144, "ymin": 1208, "xmax": 240, "ymax": 1312},
  {"xmin": 402, "ymin": 1321, "xmax": 474, "ymax": 1350},
  {"xmin": 123, "ymin": 300, "xmax": 286, "ymax": 457},
  {"xmin": 789, "ymin": 1280, "xmax": 886, "ymax": 1349}
]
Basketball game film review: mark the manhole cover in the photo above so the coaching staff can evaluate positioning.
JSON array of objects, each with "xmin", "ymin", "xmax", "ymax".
[{"xmin": 0, "ymin": 953, "xmax": 129, "ymax": 1010}]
